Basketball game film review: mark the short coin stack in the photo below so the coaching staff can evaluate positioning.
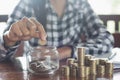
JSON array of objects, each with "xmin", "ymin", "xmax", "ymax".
[
  {"xmin": 61, "ymin": 47, "xmax": 113, "ymax": 79},
  {"xmin": 105, "ymin": 61, "xmax": 114, "ymax": 78}
]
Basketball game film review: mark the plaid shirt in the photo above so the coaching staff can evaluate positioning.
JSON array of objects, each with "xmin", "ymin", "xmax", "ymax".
[{"xmin": 0, "ymin": 0, "xmax": 114, "ymax": 60}]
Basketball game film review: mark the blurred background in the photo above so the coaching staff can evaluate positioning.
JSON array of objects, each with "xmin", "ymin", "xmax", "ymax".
[
  {"xmin": 0, "ymin": 0, "xmax": 120, "ymax": 33},
  {"xmin": 0, "ymin": 0, "xmax": 120, "ymax": 15}
]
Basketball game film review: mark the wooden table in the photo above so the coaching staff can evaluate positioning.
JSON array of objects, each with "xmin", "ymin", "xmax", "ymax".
[{"xmin": 0, "ymin": 57, "xmax": 120, "ymax": 80}]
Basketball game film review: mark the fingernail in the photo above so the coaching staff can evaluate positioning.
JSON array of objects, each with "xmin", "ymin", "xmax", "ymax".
[
  {"xmin": 42, "ymin": 34, "xmax": 47, "ymax": 40},
  {"xmin": 22, "ymin": 17, "xmax": 28, "ymax": 21}
]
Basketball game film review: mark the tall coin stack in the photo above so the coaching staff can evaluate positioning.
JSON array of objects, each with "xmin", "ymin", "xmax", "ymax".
[
  {"xmin": 60, "ymin": 47, "xmax": 113, "ymax": 79},
  {"xmin": 77, "ymin": 47, "xmax": 85, "ymax": 77}
]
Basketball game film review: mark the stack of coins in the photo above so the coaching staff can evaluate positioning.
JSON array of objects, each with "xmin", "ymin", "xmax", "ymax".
[
  {"xmin": 66, "ymin": 58, "xmax": 75, "ymax": 66},
  {"xmin": 78, "ymin": 47, "xmax": 85, "ymax": 66},
  {"xmin": 94, "ymin": 58, "xmax": 100, "ymax": 65},
  {"xmin": 60, "ymin": 47, "xmax": 114, "ymax": 79},
  {"xmin": 70, "ymin": 63, "xmax": 78, "ymax": 77},
  {"xmin": 99, "ymin": 59, "xmax": 107, "ymax": 65},
  {"xmin": 78, "ymin": 66, "xmax": 85, "ymax": 77},
  {"xmin": 85, "ymin": 66, "xmax": 90, "ymax": 76},
  {"xmin": 105, "ymin": 61, "xmax": 113, "ymax": 78},
  {"xmin": 97, "ymin": 65, "xmax": 105, "ymax": 77},
  {"xmin": 66, "ymin": 58, "xmax": 76, "ymax": 77},
  {"xmin": 89, "ymin": 59, "xmax": 97, "ymax": 75},
  {"xmin": 77, "ymin": 47, "xmax": 86, "ymax": 77},
  {"xmin": 61, "ymin": 65, "xmax": 70, "ymax": 77},
  {"xmin": 85, "ymin": 55, "xmax": 92, "ymax": 66},
  {"xmin": 89, "ymin": 74, "xmax": 96, "ymax": 80}
]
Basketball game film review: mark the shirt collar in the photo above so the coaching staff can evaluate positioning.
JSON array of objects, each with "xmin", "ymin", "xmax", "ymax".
[
  {"xmin": 46, "ymin": 0, "xmax": 75, "ymax": 12},
  {"xmin": 67, "ymin": 0, "xmax": 75, "ymax": 12}
]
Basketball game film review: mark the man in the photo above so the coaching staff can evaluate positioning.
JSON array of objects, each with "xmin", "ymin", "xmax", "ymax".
[{"xmin": 0, "ymin": 0, "xmax": 114, "ymax": 61}]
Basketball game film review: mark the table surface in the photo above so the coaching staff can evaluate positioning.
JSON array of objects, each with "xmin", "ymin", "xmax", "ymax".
[{"xmin": 0, "ymin": 57, "xmax": 120, "ymax": 80}]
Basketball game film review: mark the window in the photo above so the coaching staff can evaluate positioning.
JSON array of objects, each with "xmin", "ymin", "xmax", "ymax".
[
  {"xmin": 0, "ymin": 0, "xmax": 20, "ymax": 34},
  {"xmin": 88, "ymin": 0, "xmax": 120, "ymax": 15},
  {"xmin": 0, "ymin": 0, "xmax": 20, "ymax": 15},
  {"xmin": 88, "ymin": 0, "xmax": 120, "ymax": 33},
  {"xmin": 0, "ymin": 0, "xmax": 120, "ymax": 33}
]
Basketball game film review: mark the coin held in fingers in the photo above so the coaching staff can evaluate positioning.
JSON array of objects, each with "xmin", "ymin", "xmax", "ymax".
[{"xmin": 39, "ymin": 39, "xmax": 47, "ymax": 45}]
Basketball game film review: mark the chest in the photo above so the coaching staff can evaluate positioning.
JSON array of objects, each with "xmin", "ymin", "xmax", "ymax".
[{"xmin": 50, "ymin": 0, "xmax": 66, "ymax": 18}]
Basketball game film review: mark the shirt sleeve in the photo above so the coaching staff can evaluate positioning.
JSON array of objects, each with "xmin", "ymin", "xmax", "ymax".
[
  {"xmin": 75, "ymin": 1, "xmax": 114, "ymax": 58},
  {"xmin": 0, "ymin": 34, "xmax": 18, "ymax": 61},
  {"xmin": 0, "ymin": 0, "xmax": 33, "ymax": 61},
  {"xmin": 4, "ymin": 0, "xmax": 33, "ymax": 32}
]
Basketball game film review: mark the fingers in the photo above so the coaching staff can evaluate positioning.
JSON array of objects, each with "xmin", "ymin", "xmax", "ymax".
[
  {"xmin": 22, "ymin": 17, "xmax": 36, "ymax": 37},
  {"xmin": 7, "ymin": 31, "xmax": 19, "ymax": 41},
  {"xmin": 19, "ymin": 18, "xmax": 30, "ymax": 36},
  {"xmin": 6, "ymin": 17, "xmax": 47, "ymax": 43},
  {"xmin": 11, "ymin": 22, "xmax": 22, "ymax": 37},
  {"xmin": 30, "ymin": 18, "xmax": 47, "ymax": 40},
  {"xmin": 8, "ymin": 23, "xmax": 21, "ymax": 41}
]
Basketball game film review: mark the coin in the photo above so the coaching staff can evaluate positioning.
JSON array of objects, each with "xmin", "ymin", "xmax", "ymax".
[{"xmin": 39, "ymin": 39, "xmax": 47, "ymax": 45}]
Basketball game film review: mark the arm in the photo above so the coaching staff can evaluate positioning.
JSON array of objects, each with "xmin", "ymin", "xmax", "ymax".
[
  {"xmin": 0, "ymin": 0, "xmax": 47, "ymax": 61},
  {"xmin": 0, "ymin": 34, "xmax": 18, "ymax": 61},
  {"xmin": 57, "ymin": 46, "xmax": 72, "ymax": 60},
  {"xmin": 76, "ymin": 1, "xmax": 114, "ymax": 57},
  {"xmin": 3, "ymin": 0, "xmax": 31, "ymax": 47},
  {"xmin": 0, "ymin": 0, "xmax": 28, "ymax": 61}
]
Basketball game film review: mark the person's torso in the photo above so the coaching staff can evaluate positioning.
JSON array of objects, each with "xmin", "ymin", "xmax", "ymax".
[{"xmin": 29, "ymin": 0, "xmax": 85, "ymax": 47}]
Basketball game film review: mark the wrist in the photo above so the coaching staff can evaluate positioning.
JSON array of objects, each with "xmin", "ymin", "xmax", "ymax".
[
  {"xmin": 3, "ymin": 34, "xmax": 17, "ymax": 47},
  {"xmin": 57, "ymin": 45, "xmax": 75, "ymax": 59}
]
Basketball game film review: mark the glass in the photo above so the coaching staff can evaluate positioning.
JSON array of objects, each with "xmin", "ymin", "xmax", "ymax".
[{"xmin": 26, "ymin": 46, "xmax": 59, "ymax": 75}]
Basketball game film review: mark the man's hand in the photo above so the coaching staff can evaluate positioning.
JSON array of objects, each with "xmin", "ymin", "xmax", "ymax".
[{"xmin": 3, "ymin": 17, "xmax": 47, "ymax": 47}]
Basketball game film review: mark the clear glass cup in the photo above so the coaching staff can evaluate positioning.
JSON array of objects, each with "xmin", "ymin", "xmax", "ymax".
[{"xmin": 26, "ymin": 46, "xmax": 59, "ymax": 75}]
